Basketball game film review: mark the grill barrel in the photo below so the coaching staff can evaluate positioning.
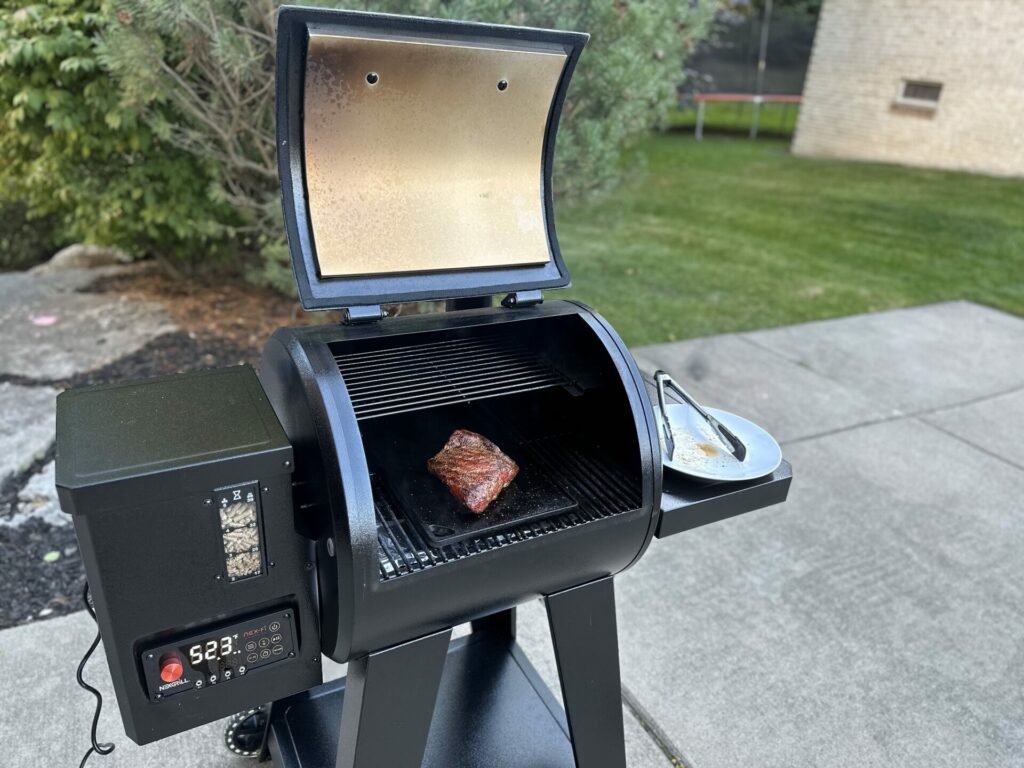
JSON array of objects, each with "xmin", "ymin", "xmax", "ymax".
[{"xmin": 259, "ymin": 300, "xmax": 662, "ymax": 663}]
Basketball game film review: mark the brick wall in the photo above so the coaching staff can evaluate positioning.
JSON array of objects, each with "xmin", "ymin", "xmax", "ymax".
[{"xmin": 793, "ymin": 0, "xmax": 1024, "ymax": 176}]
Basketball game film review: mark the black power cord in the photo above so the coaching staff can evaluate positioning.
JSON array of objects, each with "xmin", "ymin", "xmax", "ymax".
[{"xmin": 77, "ymin": 583, "xmax": 115, "ymax": 768}]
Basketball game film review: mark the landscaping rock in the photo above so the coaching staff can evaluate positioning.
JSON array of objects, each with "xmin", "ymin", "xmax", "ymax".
[
  {"xmin": 30, "ymin": 243, "xmax": 130, "ymax": 274},
  {"xmin": 2, "ymin": 462, "xmax": 68, "ymax": 529},
  {"xmin": 0, "ymin": 384, "xmax": 57, "ymax": 485},
  {"xmin": 0, "ymin": 268, "xmax": 176, "ymax": 380}
]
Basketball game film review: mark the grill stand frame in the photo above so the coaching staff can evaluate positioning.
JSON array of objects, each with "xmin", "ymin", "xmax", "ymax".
[
  {"xmin": 350, "ymin": 583, "xmax": 624, "ymax": 768},
  {"xmin": 547, "ymin": 578, "xmax": 626, "ymax": 768},
  {"xmin": 268, "ymin": 615, "xmax": 579, "ymax": 768},
  {"xmin": 336, "ymin": 627, "xmax": 454, "ymax": 768}
]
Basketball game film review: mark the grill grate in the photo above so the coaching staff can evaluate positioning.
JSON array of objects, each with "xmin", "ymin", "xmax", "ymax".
[
  {"xmin": 374, "ymin": 435, "xmax": 641, "ymax": 581},
  {"xmin": 335, "ymin": 336, "xmax": 569, "ymax": 420}
]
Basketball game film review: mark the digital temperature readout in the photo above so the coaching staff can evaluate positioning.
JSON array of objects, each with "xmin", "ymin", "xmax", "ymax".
[
  {"xmin": 188, "ymin": 636, "xmax": 235, "ymax": 665},
  {"xmin": 141, "ymin": 609, "xmax": 297, "ymax": 701}
]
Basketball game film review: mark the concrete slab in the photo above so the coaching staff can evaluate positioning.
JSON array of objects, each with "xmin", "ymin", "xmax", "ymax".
[
  {"xmin": 923, "ymin": 387, "xmax": 1024, "ymax": 471},
  {"xmin": 0, "ymin": 610, "xmax": 242, "ymax": 768},
  {"xmin": 633, "ymin": 334, "xmax": 889, "ymax": 444},
  {"xmin": 0, "ymin": 383, "xmax": 57, "ymax": 484},
  {"xmin": 0, "ymin": 268, "xmax": 175, "ymax": 380},
  {"xmin": 744, "ymin": 301, "xmax": 1024, "ymax": 414},
  {"xmin": 616, "ymin": 417, "xmax": 1024, "ymax": 768},
  {"xmin": 0, "ymin": 605, "xmax": 668, "ymax": 768}
]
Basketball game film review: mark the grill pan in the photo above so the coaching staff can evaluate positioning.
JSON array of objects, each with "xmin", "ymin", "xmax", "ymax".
[{"xmin": 366, "ymin": 410, "xmax": 578, "ymax": 547}]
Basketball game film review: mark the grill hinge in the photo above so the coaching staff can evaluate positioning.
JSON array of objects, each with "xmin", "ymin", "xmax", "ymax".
[
  {"xmin": 342, "ymin": 305, "xmax": 386, "ymax": 325},
  {"xmin": 501, "ymin": 290, "xmax": 543, "ymax": 308}
]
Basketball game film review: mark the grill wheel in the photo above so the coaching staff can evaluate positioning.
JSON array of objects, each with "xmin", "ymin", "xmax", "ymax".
[{"xmin": 223, "ymin": 705, "xmax": 269, "ymax": 759}]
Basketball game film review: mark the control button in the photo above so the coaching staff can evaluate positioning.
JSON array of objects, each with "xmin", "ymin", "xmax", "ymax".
[
  {"xmin": 247, "ymin": 653, "xmax": 258, "ymax": 663},
  {"xmin": 159, "ymin": 654, "xmax": 184, "ymax": 684},
  {"xmin": 271, "ymin": 645, "xmax": 284, "ymax": 656},
  {"xmin": 258, "ymin": 638, "xmax": 270, "ymax": 649},
  {"xmin": 195, "ymin": 680, "xmax": 203, "ymax": 689},
  {"xmin": 271, "ymin": 634, "xmax": 282, "ymax": 644},
  {"xmin": 270, "ymin": 622, "xmax": 281, "ymax": 632},
  {"xmin": 245, "ymin": 641, "xmax": 257, "ymax": 652},
  {"xmin": 223, "ymin": 670, "xmax": 232, "ymax": 680},
  {"xmin": 238, "ymin": 666, "xmax": 246, "ymax": 676},
  {"xmin": 209, "ymin": 674, "xmax": 218, "ymax": 684},
  {"xmin": 259, "ymin": 649, "xmax": 271, "ymax": 660}
]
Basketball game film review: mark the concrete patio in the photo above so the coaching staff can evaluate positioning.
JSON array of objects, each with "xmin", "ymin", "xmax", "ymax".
[{"xmin": 2, "ymin": 300, "xmax": 1022, "ymax": 767}]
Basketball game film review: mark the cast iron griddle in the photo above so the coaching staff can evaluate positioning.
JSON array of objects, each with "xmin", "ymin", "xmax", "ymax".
[{"xmin": 367, "ymin": 414, "xmax": 577, "ymax": 547}]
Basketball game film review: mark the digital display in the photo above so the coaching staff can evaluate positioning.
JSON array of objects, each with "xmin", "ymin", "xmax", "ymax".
[{"xmin": 188, "ymin": 635, "xmax": 236, "ymax": 666}]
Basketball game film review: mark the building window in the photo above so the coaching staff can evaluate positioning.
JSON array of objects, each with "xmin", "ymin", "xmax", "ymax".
[{"xmin": 896, "ymin": 80, "xmax": 942, "ymax": 110}]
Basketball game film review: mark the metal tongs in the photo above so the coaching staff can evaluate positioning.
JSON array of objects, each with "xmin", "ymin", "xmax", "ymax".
[{"xmin": 655, "ymin": 370, "xmax": 747, "ymax": 462}]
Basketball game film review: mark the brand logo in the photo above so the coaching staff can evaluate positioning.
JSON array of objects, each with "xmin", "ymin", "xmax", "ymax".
[{"xmin": 158, "ymin": 678, "xmax": 189, "ymax": 692}]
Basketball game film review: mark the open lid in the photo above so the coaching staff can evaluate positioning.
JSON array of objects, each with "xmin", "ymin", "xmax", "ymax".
[{"xmin": 276, "ymin": 7, "xmax": 588, "ymax": 310}]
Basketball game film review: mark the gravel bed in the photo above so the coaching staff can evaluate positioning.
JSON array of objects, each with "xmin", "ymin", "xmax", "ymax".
[{"xmin": 0, "ymin": 519, "xmax": 83, "ymax": 626}]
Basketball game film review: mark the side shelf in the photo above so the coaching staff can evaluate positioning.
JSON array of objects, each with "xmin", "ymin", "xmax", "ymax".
[
  {"xmin": 640, "ymin": 370, "xmax": 793, "ymax": 538},
  {"xmin": 657, "ymin": 460, "xmax": 792, "ymax": 538}
]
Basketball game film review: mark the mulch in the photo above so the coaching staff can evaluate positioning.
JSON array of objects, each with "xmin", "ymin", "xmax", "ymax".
[
  {"xmin": 0, "ymin": 267, "xmax": 336, "ymax": 629},
  {"xmin": 0, "ymin": 520, "xmax": 83, "ymax": 627}
]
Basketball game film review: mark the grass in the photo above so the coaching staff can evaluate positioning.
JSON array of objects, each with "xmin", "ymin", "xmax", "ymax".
[
  {"xmin": 667, "ymin": 103, "xmax": 800, "ymax": 138},
  {"xmin": 556, "ymin": 135, "xmax": 1024, "ymax": 347}
]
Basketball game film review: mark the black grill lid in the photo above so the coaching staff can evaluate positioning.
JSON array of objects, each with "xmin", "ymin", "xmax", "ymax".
[{"xmin": 276, "ymin": 6, "xmax": 588, "ymax": 310}]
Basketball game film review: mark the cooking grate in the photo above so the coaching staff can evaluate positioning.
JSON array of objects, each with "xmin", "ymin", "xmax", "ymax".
[
  {"xmin": 374, "ymin": 434, "xmax": 641, "ymax": 580},
  {"xmin": 335, "ymin": 336, "xmax": 570, "ymax": 420}
]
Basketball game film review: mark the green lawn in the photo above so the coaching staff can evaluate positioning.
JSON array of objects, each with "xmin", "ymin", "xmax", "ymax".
[
  {"xmin": 668, "ymin": 103, "xmax": 800, "ymax": 138},
  {"xmin": 556, "ymin": 135, "xmax": 1024, "ymax": 347}
]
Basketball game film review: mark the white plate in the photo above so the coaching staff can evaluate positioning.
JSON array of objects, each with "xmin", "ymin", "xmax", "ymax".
[{"xmin": 655, "ymin": 403, "xmax": 782, "ymax": 482}]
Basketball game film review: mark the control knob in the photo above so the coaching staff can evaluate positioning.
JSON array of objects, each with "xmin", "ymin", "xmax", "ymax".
[{"xmin": 159, "ymin": 653, "xmax": 184, "ymax": 684}]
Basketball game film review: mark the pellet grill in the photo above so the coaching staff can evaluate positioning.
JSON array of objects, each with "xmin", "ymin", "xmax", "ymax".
[{"xmin": 56, "ymin": 7, "xmax": 792, "ymax": 768}]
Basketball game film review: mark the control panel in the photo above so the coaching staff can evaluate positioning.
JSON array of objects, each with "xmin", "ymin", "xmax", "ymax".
[{"xmin": 140, "ymin": 609, "xmax": 297, "ymax": 701}]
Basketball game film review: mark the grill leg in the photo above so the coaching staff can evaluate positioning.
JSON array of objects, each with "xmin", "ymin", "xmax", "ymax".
[
  {"xmin": 545, "ymin": 577, "xmax": 626, "ymax": 768},
  {"xmin": 335, "ymin": 628, "xmax": 453, "ymax": 768}
]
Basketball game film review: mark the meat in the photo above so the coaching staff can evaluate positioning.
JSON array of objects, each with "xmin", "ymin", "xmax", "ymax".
[{"xmin": 427, "ymin": 429, "xmax": 519, "ymax": 514}]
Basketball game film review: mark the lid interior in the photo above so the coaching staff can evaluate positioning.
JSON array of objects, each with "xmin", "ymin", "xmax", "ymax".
[{"xmin": 276, "ymin": 8, "xmax": 588, "ymax": 309}]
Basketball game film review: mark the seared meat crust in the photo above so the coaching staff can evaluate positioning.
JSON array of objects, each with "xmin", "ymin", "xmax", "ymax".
[{"xmin": 427, "ymin": 429, "xmax": 519, "ymax": 513}]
